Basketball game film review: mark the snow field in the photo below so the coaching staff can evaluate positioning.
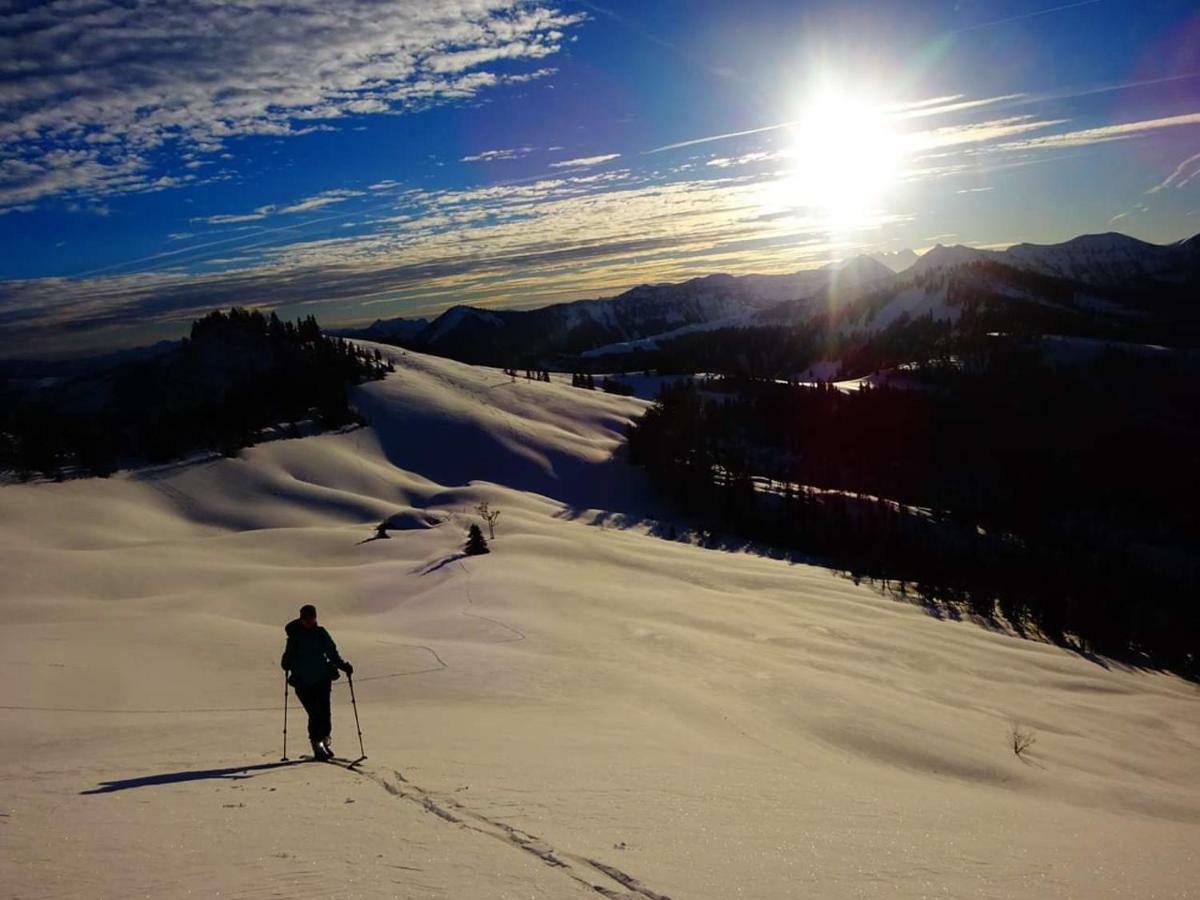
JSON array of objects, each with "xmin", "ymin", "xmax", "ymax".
[{"xmin": 1, "ymin": 345, "xmax": 1197, "ymax": 898}]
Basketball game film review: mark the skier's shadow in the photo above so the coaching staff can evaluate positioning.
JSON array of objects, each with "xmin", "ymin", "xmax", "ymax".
[{"xmin": 81, "ymin": 760, "xmax": 300, "ymax": 795}]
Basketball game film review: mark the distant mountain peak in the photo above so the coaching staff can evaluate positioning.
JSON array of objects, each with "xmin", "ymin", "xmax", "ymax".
[{"xmin": 868, "ymin": 248, "xmax": 920, "ymax": 274}]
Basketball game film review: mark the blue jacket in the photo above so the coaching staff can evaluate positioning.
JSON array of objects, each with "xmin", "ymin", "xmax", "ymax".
[{"xmin": 280, "ymin": 619, "xmax": 347, "ymax": 686}]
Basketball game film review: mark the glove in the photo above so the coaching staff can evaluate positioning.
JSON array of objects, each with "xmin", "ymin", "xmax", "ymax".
[{"xmin": 341, "ymin": 661, "xmax": 354, "ymax": 676}]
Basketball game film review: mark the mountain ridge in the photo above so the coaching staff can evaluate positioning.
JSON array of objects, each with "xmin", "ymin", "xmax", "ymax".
[{"xmin": 299, "ymin": 230, "xmax": 1200, "ymax": 364}]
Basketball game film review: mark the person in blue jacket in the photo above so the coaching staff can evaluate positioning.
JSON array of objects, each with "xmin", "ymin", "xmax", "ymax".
[{"xmin": 281, "ymin": 604, "xmax": 353, "ymax": 760}]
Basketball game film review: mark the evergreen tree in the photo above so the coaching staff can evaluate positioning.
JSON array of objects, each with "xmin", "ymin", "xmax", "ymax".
[{"xmin": 465, "ymin": 524, "xmax": 490, "ymax": 556}]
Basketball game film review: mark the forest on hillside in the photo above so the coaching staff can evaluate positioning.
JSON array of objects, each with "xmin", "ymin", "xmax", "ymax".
[
  {"xmin": 0, "ymin": 309, "xmax": 392, "ymax": 479},
  {"xmin": 627, "ymin": 336, "xmax": 1200, "ymax": 677}
]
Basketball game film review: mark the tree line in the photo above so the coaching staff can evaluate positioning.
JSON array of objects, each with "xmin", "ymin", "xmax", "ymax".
[{"xmin": 1, "ymin": 308, "xmax": 392, "ymax": 479}]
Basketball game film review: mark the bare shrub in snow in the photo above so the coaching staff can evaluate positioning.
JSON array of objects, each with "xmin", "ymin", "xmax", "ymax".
[{"xmin": 1011, "ymin": 724, "xmax": 1037, "ymax": 759}]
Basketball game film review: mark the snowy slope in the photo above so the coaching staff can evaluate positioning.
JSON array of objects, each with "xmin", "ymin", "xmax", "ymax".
[{"xmin": 1, "ymin": 345, "xmax": 1197, "ymax": 899}]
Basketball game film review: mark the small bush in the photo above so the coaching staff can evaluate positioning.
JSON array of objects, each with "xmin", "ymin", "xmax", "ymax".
[{"xmin": 1011, "ymin": 724, "xmax": 1036, "ymax": 759}]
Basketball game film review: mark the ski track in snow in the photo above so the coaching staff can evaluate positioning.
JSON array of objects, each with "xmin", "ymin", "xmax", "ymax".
[{"xmin": 337, "ymin": 761, "xmax": 674, "ymax": 900}]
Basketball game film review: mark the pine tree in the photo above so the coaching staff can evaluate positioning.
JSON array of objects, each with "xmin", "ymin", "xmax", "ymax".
[{"xmin": 465, "ymin": 524, "xmax": 490, "ymax": 556}]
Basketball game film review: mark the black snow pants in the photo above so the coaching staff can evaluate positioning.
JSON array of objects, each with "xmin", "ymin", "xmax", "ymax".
[{"xmin": 294, "ymin": 679, "xmax": 332, "ymax": 742}]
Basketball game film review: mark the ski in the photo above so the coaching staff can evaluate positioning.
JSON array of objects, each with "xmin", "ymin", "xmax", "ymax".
[{"xmin": 299, "ymin": 754, "xmax": 366, "ymax": 768}]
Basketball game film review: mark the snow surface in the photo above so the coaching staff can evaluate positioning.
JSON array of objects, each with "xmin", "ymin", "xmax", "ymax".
[{"xmin": 2, "ymin": 345, "xmax": 1198, "ymax": 899}]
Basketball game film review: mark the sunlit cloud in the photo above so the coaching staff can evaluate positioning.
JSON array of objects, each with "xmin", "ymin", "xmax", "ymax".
[
  {"xmin": 645, "ymin": 93, "xmax": 1030, "ymax": 156},
  {"xmin": 891, "ymin": 94, "xmax": 1026, "ymax": 120},
  {"xmin": 997, "ymin": 112, "xmax": 1200, "ymax": 150},
  {"xmin": 0, "ymin": 167, "xmax": 883, "ymax": 354}
]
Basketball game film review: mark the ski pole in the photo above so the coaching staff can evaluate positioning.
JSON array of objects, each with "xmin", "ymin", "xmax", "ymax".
[
  {"xmin": 281, "ymin": 671, "xmax": 290, "ymax": 761},
  {"xmin": 347, "ymin": 673, "xmax": 366, "ymax": 760}
]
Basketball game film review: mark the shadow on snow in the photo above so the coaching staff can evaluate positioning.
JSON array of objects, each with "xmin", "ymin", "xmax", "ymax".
[{"xmin": 81, "ymin": 760, "xmax": 301, "ymax": 794}]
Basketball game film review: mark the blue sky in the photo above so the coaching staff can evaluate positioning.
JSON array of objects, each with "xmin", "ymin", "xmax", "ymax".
[{"xmin": 1, "ymin": 0, "xmax": 1198, "ymax": 357}]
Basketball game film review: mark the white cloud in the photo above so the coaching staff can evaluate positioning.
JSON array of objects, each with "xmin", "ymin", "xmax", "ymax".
[
  {"xmin": 911, "ymin": 116, "xmax": 1069, "ymax": 152},
  {"xmin": 278, "ymin": 190, "xmax": 365, "ymax": 215},
  {"xmin": 549, "ymin": 153, "xmax": 621, "ymax": 168},
  {"xmin": 462, "ymin": 147, "xmax": 535, "ymax": 162},
  {"xmin": 195, "ymin": 206, "xmax": 277, "ymax": 225},
  {"xmin": 706, "ymin": 151, "xmax": 776, "ymax": 169},
  {"xmin": 0, "ymin": 1, "xmax": 584, "ymax": 211}
]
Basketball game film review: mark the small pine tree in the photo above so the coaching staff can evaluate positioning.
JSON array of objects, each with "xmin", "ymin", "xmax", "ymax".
[{"xmin": 465, "ymin": 524, "xmax": 490, "ymax": 556}]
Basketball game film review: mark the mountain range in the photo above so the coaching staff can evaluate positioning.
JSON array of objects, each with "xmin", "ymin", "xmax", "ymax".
[{"xmin": 343, "ymin": 231, "xmax": 1200, "ymax": 365}]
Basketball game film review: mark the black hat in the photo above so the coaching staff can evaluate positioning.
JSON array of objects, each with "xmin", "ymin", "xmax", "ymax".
[{"xmin": 299, "ymin": 604, "xmax": 317, "ymax": 619}]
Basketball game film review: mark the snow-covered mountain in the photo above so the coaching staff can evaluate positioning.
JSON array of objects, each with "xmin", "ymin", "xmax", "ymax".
[
  {"xmin": 335, "ymin": 315, "xmax": 429, "ymax": 343},
  {"xmin": 910, "ymin": 232, "xmax": 1200, "ymax": 287},
  {"xmin": 869, "ymin": 248, "xmax": 920, "ymax": 273},
  {"xmin": 813, "ymin": 231, "xmax": 1200, "ymax": 338},
  {"xmin": 361, "ymin": 256, "xmax": 895, "ymax": 364},
  {"xmin": 345, "ymin": 231, "xmax": 1198, "ymax": 363}
]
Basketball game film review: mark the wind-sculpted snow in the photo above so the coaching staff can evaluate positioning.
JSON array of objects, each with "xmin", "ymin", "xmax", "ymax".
[{"xmin": 1, "ymin": 347, "xmax": 1197, "ymax": 898}]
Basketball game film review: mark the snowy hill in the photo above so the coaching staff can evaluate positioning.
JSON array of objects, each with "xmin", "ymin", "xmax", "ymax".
[{"xmin": 2, "ymin": 346, "xmax": 1198, "ymax": 898}]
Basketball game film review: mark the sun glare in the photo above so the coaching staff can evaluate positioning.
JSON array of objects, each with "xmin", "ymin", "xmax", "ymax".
[{"xmin": 781, "ymin": 86, "xmax": 906, "ymax": 225}]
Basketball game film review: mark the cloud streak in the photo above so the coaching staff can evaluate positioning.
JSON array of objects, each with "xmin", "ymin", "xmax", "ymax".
[
  {"xmin": 950, "ymin": 0, "xmax": 1104, "ymax": 34},
  {"xmin": 462, "ymin": 147, "xmax": 536, "ymax": 162},
  {"xmin": 549, "ymin": 154, "xmax": 622, "ymax": 168},
  {"xmin": 1148, "ymin": 152, "xmax": 1200, "ymax": 193},
  {"xmin": 996, "ymin": 112, "xmax": 1200, "ymax": 150}
]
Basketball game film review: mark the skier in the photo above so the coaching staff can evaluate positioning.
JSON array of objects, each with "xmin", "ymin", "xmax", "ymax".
[{"xmin": 280, "ymin": 604, "xmax": 353, "ymax": 761}]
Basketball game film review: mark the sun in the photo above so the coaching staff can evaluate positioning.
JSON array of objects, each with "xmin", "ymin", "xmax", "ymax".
[{"xmin": 780, "ymin": 85, "xmax": 906, "ymax": 225}]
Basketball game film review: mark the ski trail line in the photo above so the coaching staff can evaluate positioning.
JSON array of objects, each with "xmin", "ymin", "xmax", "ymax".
[{"xmin": 330, "ymin": 761, "xmax": 674, "ymax": 900}]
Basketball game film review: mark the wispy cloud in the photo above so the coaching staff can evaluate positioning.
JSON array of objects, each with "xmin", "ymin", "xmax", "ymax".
[
  {"xmin": 278, "ymin": 190, "xmax": 365, "ymax": 215},
  {"xmin": 197, "ymin": 206, "xmax": 277, "ymax": 225},
  {"xmin": 645, "ymin": 93, "xmax": 1030, "ymax": 156},
  {"xmin": 194, "ymin": 190, "xmax": 366, "ymax": 225},
  {"xmin": 950, "ymin": 0, "xmax": 1104, "ymax": 34},
  {"xmin": 997, "ymin": 112, "xmax": 1200, "ymax": 150},
  {"xmin": 646, "ymin": 123, "xmax": 795, "ymax": 155},
  {"xmin": 0, "ymin": 2, "xmax": 584, "ymax": 212},
  {"xmin": 892, "ymin": 94, "xmax": 1026, "ymax": 120},
  {"xmin": 549, "ymin": 153, "xmax": 621, "ymax": 168},
  {"xmin": 1148, "ymin": 152, "xmax": 1200, "ymax": 193},
  {"xmin": 706, "ymin": 151, "xmax": 777, "ymax": 169},
  {"xmin": 911, "ymin": 116, "xmax": 1069, "ymax": 152},
  {"xmin": 462, "ymin": 147, "xmax": 535, "ymax": 162}
]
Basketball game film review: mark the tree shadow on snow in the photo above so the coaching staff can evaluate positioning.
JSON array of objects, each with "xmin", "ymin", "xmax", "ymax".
[
  {"xmin": 81, "ymin": 760, "xmax": 301, "ymax": 794},
  {"xmin": 415, "ymin": 552, "xmax": 467, "ymax": 575}
]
